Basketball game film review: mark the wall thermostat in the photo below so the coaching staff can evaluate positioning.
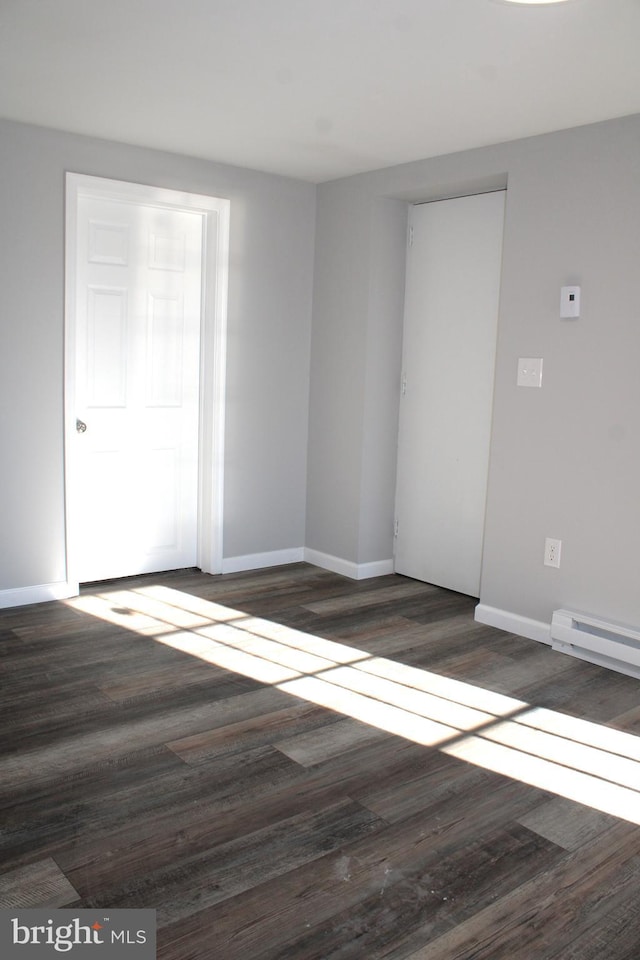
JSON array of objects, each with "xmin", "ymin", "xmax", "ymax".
[{"xmin": 560, "ymin": 285, "xmax": 580, "ymax": 319}]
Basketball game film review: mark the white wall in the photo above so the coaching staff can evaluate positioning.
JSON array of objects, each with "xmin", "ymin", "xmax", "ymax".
[
  {"xmin": 308, "ymin": 114, "xmax": 640, "ymax": 628},
  {"xmin": 0, "ymin": 119, "xmax": 315, "ymax": 595}
]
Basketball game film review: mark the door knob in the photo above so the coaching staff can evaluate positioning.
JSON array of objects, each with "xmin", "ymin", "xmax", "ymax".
[{"xmin": 76, "ymin": 418, "xmax": 87, "ymax": 433}]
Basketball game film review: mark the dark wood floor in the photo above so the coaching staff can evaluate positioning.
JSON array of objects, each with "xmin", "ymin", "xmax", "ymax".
[{"xmin": 1, "ymin": 563, "xmax": 640, "ymax": 959}]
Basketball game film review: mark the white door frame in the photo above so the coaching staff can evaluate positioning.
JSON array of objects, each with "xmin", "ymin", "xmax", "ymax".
[{"xmin": 64, "ymin": 173, "xmax": 230, "ymax": 592}]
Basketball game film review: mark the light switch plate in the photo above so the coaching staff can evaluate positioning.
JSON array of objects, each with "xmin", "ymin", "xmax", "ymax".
[{"xmin": 517, "ymin": 357, "xmax": 543, "ymax": 388}]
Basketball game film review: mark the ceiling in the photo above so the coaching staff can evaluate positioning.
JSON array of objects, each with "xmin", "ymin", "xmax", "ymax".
[{"xmin": 1, "ymin": 0, "xmax": 639, "ymax": 183}]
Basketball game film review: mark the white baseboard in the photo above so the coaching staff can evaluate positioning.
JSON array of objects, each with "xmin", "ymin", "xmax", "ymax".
[
  {"xmin": 0, "ymin": 550, "xmax": 396, "ymax": 608},
  {"xmin": 221, "ymin": 547, "xmax": 393, "ymax": 580},
  {"xmin": 303, "ymin": 549, "xmax": 394, "ymax": 581},
  {"xmin": 221, "ymin": 548, "xmax": 305, "ymax": 575},
  {"xmin": 0, "ymin": 580, "xmax": 78, "ymax": 610},
  {"xmin": 474, "ymin": 603, "xmax": 551, "ymax": 645}
]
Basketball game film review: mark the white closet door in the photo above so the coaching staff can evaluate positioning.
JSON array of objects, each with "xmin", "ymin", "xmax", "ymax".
[{"xmin": 395, "ymin": 191, "xmax": 505, "ymax": 596}]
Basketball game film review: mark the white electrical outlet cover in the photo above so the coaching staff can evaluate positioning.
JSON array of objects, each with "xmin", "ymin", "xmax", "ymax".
[{"xmin": 544, "ymin": 537, "xmax": 562, "ymax": 568}]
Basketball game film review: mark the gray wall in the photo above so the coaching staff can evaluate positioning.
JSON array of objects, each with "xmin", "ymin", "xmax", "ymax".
[
  {"xmin": 0, "ymin": 119, "xmax": 315, "ymax": 592},
  {"xmin": 307, "ymin": 114, "xmax": 640, "ymax": 627},
  {"xmin": 306, "ymin": 187, "xmax": 407, "ymax": 565},
  {"xmin": 4, "ymin": 111, "xmax": 640, "ymax": 632}
]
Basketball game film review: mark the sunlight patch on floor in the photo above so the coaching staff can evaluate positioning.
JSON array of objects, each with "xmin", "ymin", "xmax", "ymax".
[{"xmin": 66, "ymin": 585, "xmax": 640, "ymax": 826}]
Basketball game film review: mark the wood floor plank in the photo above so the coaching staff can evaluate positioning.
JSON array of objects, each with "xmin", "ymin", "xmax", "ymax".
[
  {"xmin": 517, "ymin": 796, "xmax": 620, "ymax": 851},
  {"xmin": 341, "ymin": 620, "xmax": 507, "ymax": 671},
  {"xmin": 544, "ymin": 887, "xmax": 640, "ymax": 960},
  {"xmin": 402, "ymin": 821, "xmax": 640, "ymax": 960},
  {"xmin": 275, "ymin": 717, "xmax": 392, "ymax": 767},
  {"xmin": 0, "ymin": 682, "xmax": 267, "ymax": 787},
  {"xmin": 467, "ymin": 646, "xmax": 580, "ymax": 697},
  {"xmin": 517, "ymin": 663, "xmax": 640, "ymax": 724},
  {"xmin": 302, "ymin": 580, "xmax": 440, "ymax": 615},
  {"xmin": 55, "ymin": 777, "xmax": 377, "ymax": 893},
  {"xmin": 609, "ymin": 703, "xmax": 640, "ymax": 733},
  {"xmin": 357, "ymin": 750, "xmax": 504, "ymax": 822},
  {"xmin": 262, "ymin": 824, "xmax": 564, "ymax": 960},
  {"xmin": 0, "ymin": 656, "xmax": 265, "ymax": 753},
  {"xmin": 79, "ymin": 798, "xmax": 385, "ymax": 927},
  {"xmin": 0, "ymin": 746, "xmax": 188, "ymax": 868},
  {"xmin": 167, "ymin": 701, "xmax": 337, "ymax": 764},
  {"xmin": 0, "ymin": 858, "xmax": 79, "ymax": 909},
  {"xmin": 96, "ymin": 658, "xmax": 231, "ymax": 701}
]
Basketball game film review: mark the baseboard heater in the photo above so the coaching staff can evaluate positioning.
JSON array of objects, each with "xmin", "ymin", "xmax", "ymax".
[{"xmin": 551, "ymin": 609, "xmax": 640, "ymax": 680}]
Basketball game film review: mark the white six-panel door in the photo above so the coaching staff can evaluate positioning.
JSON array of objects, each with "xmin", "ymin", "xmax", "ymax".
[
  {"xmin": 394, "ymin": 191, "xmax": 505, "ymax": 597},
  {"xmin": 73, "ymin": 195, "xmax": 204, "ymax": 582}
]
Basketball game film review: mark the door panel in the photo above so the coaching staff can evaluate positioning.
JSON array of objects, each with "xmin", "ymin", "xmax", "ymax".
[
  {"xmin": 394, "ymin": 192, "xmax": 505, "ymax": 596},
  {"xmin": 74, "ymin": 197, "xmax": 203, "ymax": 582}
]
